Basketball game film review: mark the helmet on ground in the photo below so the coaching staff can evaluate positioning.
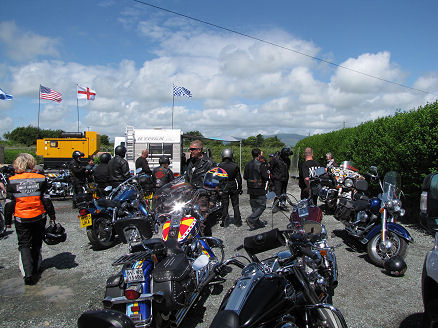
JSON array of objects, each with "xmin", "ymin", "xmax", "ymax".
[
  {"xmin": 159, "ymin": 156, "xmax": 170, "ymax": 165},
  {"xmin": 280, "ymin": 147, "xmax": 292, "ymax": 158},
  {"xmin": 99, "ymin": 152, "xmax": 111, "ymax": 164},
  {"xmin": 115, "ymin": 145, "xmax": 127, "ymax": 157},
  {"xmin": 72, "ymin": 150, "xmax": 84, "ymax": 160},
  {"xmin": 43, "ymin": 223, "xmax": 67, "ymax": 245},
  {"xmin": 221, "ymin": 148, "xmax": 233, "ymax": 161},
  {"xmin": 384, "ymin": 255, "xmax": 407, "ymax": 277},
  {"xmin": 203, "ymin": 167, "xmax": 228, "ymax": 191}
]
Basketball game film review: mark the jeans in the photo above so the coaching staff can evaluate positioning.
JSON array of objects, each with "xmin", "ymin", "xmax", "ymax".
[{"xmin": 248, "ymin": 194, "xmax": 266, "ymax": 224}]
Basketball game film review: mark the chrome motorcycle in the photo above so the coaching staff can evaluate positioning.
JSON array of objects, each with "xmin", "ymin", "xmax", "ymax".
[
  {"xmin": 46, "ymin": 169, "xmax": 74, "ymax": 198},
  {"xmin": 210, "ymin": 228, "xmax": 347, "ymax": 328},
  {"xmin": 334, "ymin": 166, "xmax": 412, "ymax": 267},
  {"xmin": 102, "ymin": 176, "xmax": 228, "ymax": 327}
]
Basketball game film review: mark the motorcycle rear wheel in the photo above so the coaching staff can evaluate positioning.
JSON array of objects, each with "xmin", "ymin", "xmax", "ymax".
[
  {"xmin": 86, "ymin": 217, "xmax": 117, "ymax": 250},
  {"xmin": 367, "ymin": 231, "xmax": 408, "ymax": 267}
]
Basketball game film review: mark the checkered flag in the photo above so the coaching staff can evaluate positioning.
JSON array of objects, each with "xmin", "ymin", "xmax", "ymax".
[{"xmin": 173, "ymin": 85, "xmax": 192, "ymax": 98}]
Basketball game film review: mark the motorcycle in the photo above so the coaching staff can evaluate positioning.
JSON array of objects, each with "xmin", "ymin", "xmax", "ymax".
[
  {"xmin": 210, "ymin": 228, "xmax": 347, "ymax": 328},
  {"xmin": 333, "ymin": 166, "xmax": 412, "ymax": 267},
  {"xmin": 102, "ymin": 176, "xmax": 228, "ymax": 327},
  {"xmin": 46, "ymin": 169, "xmax": 74, "ymax": 198},
  {"xmin": 77, "ymin": 169, "xmax": 155, "ymax": 250}
]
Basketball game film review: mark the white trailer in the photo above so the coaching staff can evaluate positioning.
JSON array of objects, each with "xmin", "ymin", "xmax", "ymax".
[{"xmin": 114, "ymin": 126, "xmax": 183, "ymax": 176}]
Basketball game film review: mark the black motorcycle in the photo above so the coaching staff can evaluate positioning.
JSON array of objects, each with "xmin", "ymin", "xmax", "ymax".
[{"xmin": 210, "ymin": 228, "xmax": 347, "ymax": 328}]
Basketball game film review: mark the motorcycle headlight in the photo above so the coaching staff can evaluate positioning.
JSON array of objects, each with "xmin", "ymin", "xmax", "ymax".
[
  {"xmin": 344, "ymin": 178, "xmax": 353, "ymax": 188},
  {"xmin": 392, "ymin": 199, "xmax": 402, "ymax": 212},
  {"xmin": 399, "ymin": 208, "xmax": 405, "ymax": 216}
]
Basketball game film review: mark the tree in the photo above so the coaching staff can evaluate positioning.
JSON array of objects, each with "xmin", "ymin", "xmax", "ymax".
[
  {"xmin": 3, "ymin": 126, "xmax": 62, "ymax": 146},
  {"xmin": 101, "ymin": 134, "xmax": 110, "ymax": 145}
]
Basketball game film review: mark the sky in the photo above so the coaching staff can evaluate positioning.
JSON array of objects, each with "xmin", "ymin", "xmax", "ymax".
[{"xmin": 0, "ymin": 0, "xmax": 437, "ymax": 140}]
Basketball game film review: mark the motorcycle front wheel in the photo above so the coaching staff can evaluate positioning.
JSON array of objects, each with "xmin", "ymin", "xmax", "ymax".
[
  {"xmin": 367, "ymin": 231, "xmax": 408, "ymax": 267},
  {"xmin": 86, "ymin": 216, "xmax": 117, "ymax": 250}
]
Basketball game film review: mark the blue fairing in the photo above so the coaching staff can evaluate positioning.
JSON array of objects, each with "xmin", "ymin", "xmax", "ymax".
[{"xmin": 362, "ymin": 222, "xmax": 413, "ymax": 244}]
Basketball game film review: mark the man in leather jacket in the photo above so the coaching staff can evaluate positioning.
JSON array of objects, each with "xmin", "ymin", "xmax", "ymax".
[
  {"xmin": 270, "ymin": 147, "xmax": 292, "ymax": 211},
  {"xmin": 218, "ymin": 148, "xmax": 242, "ymax": 227},
  {"xmin": 135, "ymin": 149, "xmax": 152, "ymax": 175},
  {"xmin": 108, "ymin": 145, "xmax": 131, "ymax": 188},
  {"xmin": 244, "ymin": 148, "xmax": 269, "ymax": 230},
  {"xmin": 185, "ymin": 140, "xmax": 214, "ymax": 235},
  {"xmin": 69, "ymin": 150, "xmax": 87, "ymax": 195},
  {"xmin": 93, "ymin": 152, "xmax": 111, "ymax": 194},
  {"xmin": 153, "ymin": 156, "xmax": 174, "ymax": 190}
]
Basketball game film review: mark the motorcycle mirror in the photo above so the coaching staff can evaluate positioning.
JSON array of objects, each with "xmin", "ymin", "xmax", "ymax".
[
  {"xmin": 104, "ymin": 186, "xmax": 112, "ymax": 192},
  {"xmin": 192, "ymin": 254, "xmax": 209, "ymax": 270},
  {"xmin": 136, "ymin": 168, "xmax": 142, "ymax": 174},
  {"xmin": 266, "ymin": 191, "xmax": 276, "ymax": 200}
]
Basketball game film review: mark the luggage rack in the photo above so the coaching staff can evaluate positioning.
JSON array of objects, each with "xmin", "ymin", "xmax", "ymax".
[{"xmin": 112, "ymin": 251, "xmax": 151, "ymax": 266}]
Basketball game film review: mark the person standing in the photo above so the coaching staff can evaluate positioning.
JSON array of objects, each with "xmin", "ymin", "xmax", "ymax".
[
  {"xmin": 135, "ymin": 149, "xmax": 152, "ymax": 175},
  {"xmin": 185, "ymin": 140, "xmax": 214, "ymax": 235},
  {"xmin": 4, "ymin": 153, "xmax": 57, "ymax": 285},
  {"xmin": 108, "ymin": 145, "xmax": 131, "ymax": 188},
  {"xmin": 152, "ymin": 156, "xmax": 174, "ymax": 190},
  {"xmin": 244, "ymin": 148, "xmax": 269, "ymax": 231},
  {"xmin": 298, "ymin": 147, "xmax": 321, "ymax": 204},
  {"xmin": 269, "ymin": 147, "xmax": 292, "ymax": 210},
  {"xmin": 92, "ymin": 153, "xmax": 111, "ymax": 194},
  {"xmin": 326, "ymin": 152, "xmax": 338, "ymax": 169},
  {"xmin": 69, "ymin": 150, "xmax": 86, "ymax": 195},
  {"xmin": 218, "ymin": 148, "xmax": 242, "ymax": 227}
]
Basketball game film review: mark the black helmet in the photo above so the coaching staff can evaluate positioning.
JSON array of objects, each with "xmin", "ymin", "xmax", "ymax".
[
  {"xmin": 99, "ymin": 152, "xmax": 111, "ymax": 164},
  {"xmin": 72, "ymin": 150, "xmax": 84, "ymax": 160},
  {"xmin": 43, "ymin": 223, "xmax": 67, "ymax": 245},
  {"xmin": 280, "ymin": 147, "xmax": 292, "ymax": 158},
  {"xmin": 115, "ymin": 145, "xmax": 127, "ymax": 157},
  {"xmin": 221, "ymin": 148, "xmax": 233, "ymax": 161},
  {"xmin": 159, "ymin": 156, "xmax": 170, "ymax": 165},
  {"xmin": 384, "ymin": 255, "xmax": 407, "ymax": 276}
]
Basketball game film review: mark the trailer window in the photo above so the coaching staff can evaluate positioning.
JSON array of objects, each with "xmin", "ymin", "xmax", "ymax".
[
  {"xmin": 149, "ymin": 143, "xmax": 173, "ymax": 159},
  {"xmin": 50, "ymin": 141, "xmax": 58, "ymax": 147}
]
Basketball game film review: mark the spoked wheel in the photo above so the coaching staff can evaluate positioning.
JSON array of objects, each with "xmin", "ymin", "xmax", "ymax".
[
  {"xmin": 367, "ymin": 231, "xmax": 408, "ymax": 267},
  {"xmin": 86, "ymin": 217, "xmax": 117, "ymax": 250}
]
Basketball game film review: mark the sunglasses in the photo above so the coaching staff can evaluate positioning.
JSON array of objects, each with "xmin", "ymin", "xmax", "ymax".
[{"xmin": 189, "ymin": 147, "xmax": 200, "ymax": 151}]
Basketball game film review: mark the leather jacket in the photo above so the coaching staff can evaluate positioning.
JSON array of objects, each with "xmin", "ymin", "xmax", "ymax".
[
  {"xmin": 269, "ymin": 155, "xmax": 289, "ymax": 181},
  {"xmin": 244, "ymin": 158, "xmax": 269, "ymax": 195},
  {"xmin": 185, "ymin": 154, "xmax": 214, "ymax": 189},
  {"xmin": 108, "ymin": 155, "xmax": 131, "ymax": 186},
  {"xmin": 218, "ymin": 159, "xmax": 242, "ymax": 193},
  {"xmin": 153, "ymin": 166, "xmax": 174, "ymax": 189}
]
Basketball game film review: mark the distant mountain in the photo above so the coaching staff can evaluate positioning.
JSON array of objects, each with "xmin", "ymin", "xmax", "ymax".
[{"xmin": 266, "ymin": 133, "xmax": 307, "ymax": 147}]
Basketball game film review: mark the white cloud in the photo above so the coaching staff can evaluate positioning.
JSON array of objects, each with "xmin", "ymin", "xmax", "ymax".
[{"xmin": 0, "ymin": 21, "xmax": 60, "ymax": 62}]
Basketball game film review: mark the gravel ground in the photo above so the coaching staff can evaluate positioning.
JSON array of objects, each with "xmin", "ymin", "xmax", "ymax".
[{"xmin": 0, "ymin": 180, "xmax": 433, "ymax": 328}]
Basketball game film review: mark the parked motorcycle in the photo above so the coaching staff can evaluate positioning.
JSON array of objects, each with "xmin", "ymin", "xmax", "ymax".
[
  {"xmin": 77, "ymin": 169, "xmax": 155, "ymax": 250},
  {"xmin": 333, "ymin": 166, "xmax": 412, "ymax": 267},
  {"xmin": 210, "ymin": 228, "xmax": 347, "ymax": 328},
  {"xmin": 102, "ymin": 176, "xmax": 228, "ymax": 327},
  {"xmin": 46, "ymin": 169, "xmax": 74, "ymax": 198}
]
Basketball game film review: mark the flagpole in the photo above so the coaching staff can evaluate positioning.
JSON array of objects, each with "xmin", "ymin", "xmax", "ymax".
[
  {"xmin": 172, "ymin": 84, "xmax": 175, "ymax": 130},
  {"xmin": 38, "ymin": 85, "xmax": 41, "ymax": 133},
  {"xmin": 76, "ymin": 84, "xmax": 79, "ymax": 132}
]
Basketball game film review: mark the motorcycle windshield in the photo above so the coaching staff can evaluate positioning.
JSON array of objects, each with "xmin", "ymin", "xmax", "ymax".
[
  {"xmin": 152, "ymin": 176, "xmax": 194, "ymax": 215},
  {"xmin": 382, "ymin": 171, "xmax": 401, "ymax": 201},
  {"xmin": 340, "ymin": 161, "xmax": 358, "ymax": 172}
]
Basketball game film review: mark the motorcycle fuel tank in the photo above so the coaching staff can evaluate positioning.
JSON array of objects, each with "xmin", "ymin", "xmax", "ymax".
[
  {"xmin": 369, "ymin": 197, "xmax": 381, "ymax": 215},
  {"xmin": 114, "ymin": 185, "xmax": 137, "ymax": 202},
  {"xmin": 162, "ymin": 216, "xmax": 199, "ymax": 243}
]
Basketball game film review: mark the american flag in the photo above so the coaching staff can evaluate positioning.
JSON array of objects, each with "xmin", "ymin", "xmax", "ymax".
[
  {"xmin": 40, "ymin": 85, "xmax": 62, "ymax": 103},
  {"xmin": 173, "ymin": 85, "xmax": 192, "ymax": 98}
]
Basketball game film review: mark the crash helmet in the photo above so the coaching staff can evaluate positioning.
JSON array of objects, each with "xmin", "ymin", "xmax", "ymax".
[
  {"xmin": 221, "ymin": 148, "xmax": 233, "ymax": 161},
  {"xmin": 203, "ymin": 167, "xmax": 228, "ymax": 191},
  {"xmin": 72, "ymin": 150, "xmax": 85, "ymax": 160},
  {"xmin": 43, "ymin": 223, "xmax": 67, "ymax": 245},
  {"xmin": 115, "ymin": 145, "xmax": 127, "ymax": 157},
  {"xmin": 384, "ymin": 255, "xmax": 407, "ymax": 277},
  {"xmin": 99, "ymin": 152, "xmax": 111, "ymax": 164},
  {"xmin": 159, "ymin": 156, "xmax": 170, "ymax": 165},
  {"xmin": 280, "ymin": 147, "xmax": 292, "ymax": 158}
]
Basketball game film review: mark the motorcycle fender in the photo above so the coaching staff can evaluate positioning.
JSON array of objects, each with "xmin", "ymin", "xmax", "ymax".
[{"xmin": 361, "ymin": 222, "xmax": 413, "ymax": 244}]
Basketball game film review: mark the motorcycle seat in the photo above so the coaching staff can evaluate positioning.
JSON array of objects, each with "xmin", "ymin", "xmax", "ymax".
[
  {"xmin": 96, "ymin": 198, "xmax": 120, "ymax": 208},
  {"xmin": 210, "ymin": 310, "xmax": 240, "ymax": 328}
]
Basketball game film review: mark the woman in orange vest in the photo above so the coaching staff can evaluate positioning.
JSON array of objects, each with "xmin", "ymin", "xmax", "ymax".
[{"xmin": 4, "ymin": 153, "xmax": 56, "ymax": 285}]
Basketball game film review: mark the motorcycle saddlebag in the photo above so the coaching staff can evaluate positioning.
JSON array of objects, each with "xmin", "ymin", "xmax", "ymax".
[
  {"xmin": 152, "ymin": 253, "xmax": 194, "ymax": 311},
  {"xmin": 74, "ymin": 193, "xmax": 93, "ymax": 208},
  {"xmin": 113, "ymin": 216, "xmax": 154, "ymax": 243},
  {"xmin": 244, "ymin": 228, "xmax": 285, "ymax": 256},
  {"xmin": 335, "ymin": 197, "xmax": 354, "ymax": 221}
]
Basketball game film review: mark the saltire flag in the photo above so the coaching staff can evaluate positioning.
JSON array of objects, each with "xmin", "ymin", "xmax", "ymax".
[
  {"xmin": 0, "ymin": 88, "xmax": 13, "ymax": 100},
  {"xmin": 77, "ymin": 85, "xmax": 96, "ymax": 100},
  {"xmin": 40, "ymin": 85, "xmax": 62, "ymax": 103},
  {"xmin": 173, "ymin": 85, "xmax": 192, "ymax": 98}
]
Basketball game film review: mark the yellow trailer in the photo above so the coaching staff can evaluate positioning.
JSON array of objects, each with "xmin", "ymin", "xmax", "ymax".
[{"xmin": 36, "ymin": 131, "xmax": 100, "ymax": 168}]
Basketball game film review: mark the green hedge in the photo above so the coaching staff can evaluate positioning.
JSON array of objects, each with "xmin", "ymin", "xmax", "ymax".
[{"xmin": 294, "ymin": 101, "xmax": 438, "ymax": 222}]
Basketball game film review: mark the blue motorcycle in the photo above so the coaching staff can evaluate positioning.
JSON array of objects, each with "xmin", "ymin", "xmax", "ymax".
[
  {"xmin": 334, "ymin": 166, "xmax": 412, "ymax": 267},
  {"xmin": 77, "ymin": 170, "xmax": 155, "ymax": 250}
]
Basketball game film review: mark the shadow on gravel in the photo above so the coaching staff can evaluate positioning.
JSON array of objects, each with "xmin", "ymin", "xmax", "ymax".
[
  {"xmin": 331, "ymin": 229, "xmax": 365, "ymax": 253},
  {"xmin": 41, "ymin": 252, "xmax": 78, "ymax": 272},
  {"xmin": 399, "ymin": 312, "xmax": 424, "ymax": 328},
  {"xmin": 0, "ymin": 230, "xmax": 14, "ymax": 240}
]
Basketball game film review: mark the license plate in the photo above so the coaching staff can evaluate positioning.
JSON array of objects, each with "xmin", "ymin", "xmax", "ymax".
[
  {"xmin": 125, "ymin": 268, "xmax": 145, "ymax": 283},
  {"xmin": 79, "ymin": 213, "xmax": 92, "ymax": 228}
]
